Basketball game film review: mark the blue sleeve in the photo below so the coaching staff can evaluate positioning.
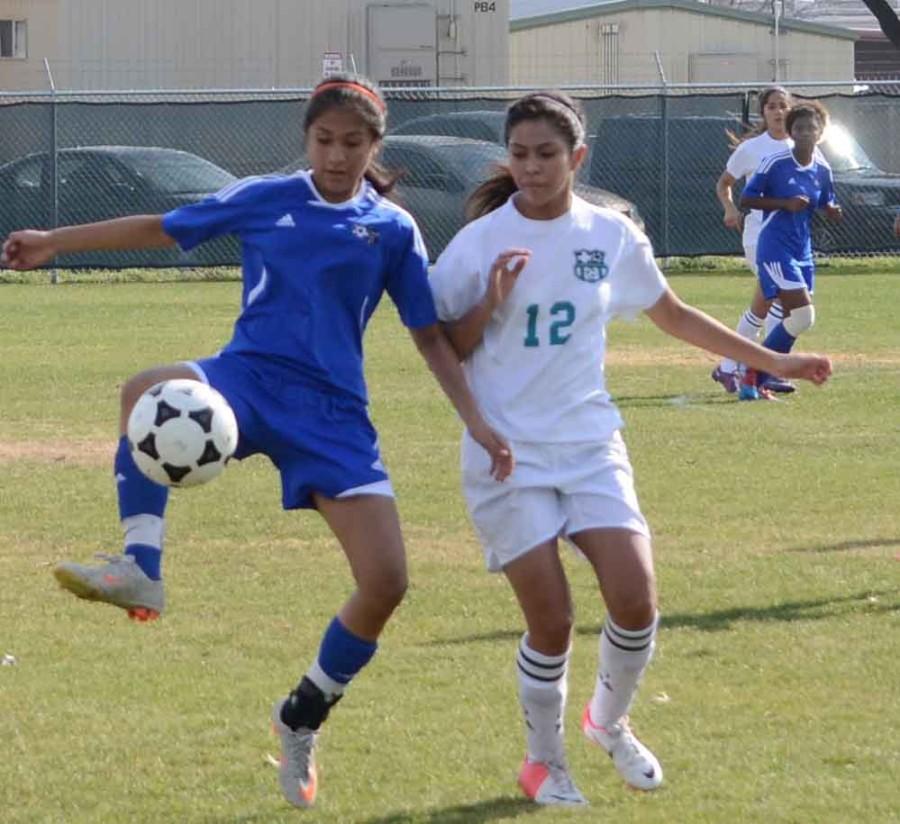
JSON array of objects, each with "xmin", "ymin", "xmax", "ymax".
[
  {"xmin": 743, "ymin": 168, "xmax": 767, "ymax": 199},
  {"xmin": 162, "ymin": 177, "xmax": 266, "ymax": 251},
  {"xmin": 818, "ymin": 165, "xmax": 836, "ymax": 208},
  {"xmin": 385, "ymin": 219, "xmax": 438, "ymax": 330}
]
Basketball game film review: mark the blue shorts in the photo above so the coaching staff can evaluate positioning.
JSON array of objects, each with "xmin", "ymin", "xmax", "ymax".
[
  {"xmin": 186, "ymin": 352, "xmax": 392, "ymax": 510},
  {"xmin": 757, "ymin": 254, "xmax": 815, "ymax": 300}
]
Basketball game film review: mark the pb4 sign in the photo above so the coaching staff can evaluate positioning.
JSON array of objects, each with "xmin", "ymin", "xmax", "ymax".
[{"xmin": 474, "ymin": 1, "xmax": 496, "ymax": 11}]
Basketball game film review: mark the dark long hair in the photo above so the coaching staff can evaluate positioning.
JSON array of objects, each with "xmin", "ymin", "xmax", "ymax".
[
  {"xmin": 466, "ymin": 91, "xmax": 587, "ymax": 221},
  {"xmin": 303, "ymin": 73, "xmax": 398, "ymax": 195},
  {"xmin": 728, "ymin": 86, "xmax": 793, "ymax": 149}
]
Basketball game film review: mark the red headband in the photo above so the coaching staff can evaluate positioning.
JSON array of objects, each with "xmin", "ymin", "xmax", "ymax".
[{"xmin": 312, "ymin": 81, "xmax": 386, "ymax": 113}]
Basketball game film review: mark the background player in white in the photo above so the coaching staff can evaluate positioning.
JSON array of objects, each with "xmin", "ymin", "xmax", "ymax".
[
  {"xmin": 429, "ymin": 91, "xmax": 832, "ymax": 806},
  {"xmin": 739, "ymin": 101, "xmax": 842, "ymax": 399},
  {"xmin": 0, "ymin": 74, "xmax": 512, "ymax": 810},
  {"xmin": 713, "ymin": 86, "xmax": 795, "ymax": 393}
]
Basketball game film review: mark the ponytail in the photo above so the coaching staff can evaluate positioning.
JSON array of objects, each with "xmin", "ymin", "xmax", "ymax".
[{"xmin": 465, "ymin": 165, "xmax": 518, "ymax": 221}]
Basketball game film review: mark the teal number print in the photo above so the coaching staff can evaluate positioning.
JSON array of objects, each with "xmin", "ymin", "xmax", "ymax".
[
  {"xmin": 523, "ymin": 301, "xmax": 576, "ymax": 347},
  {"xmin": 524, "ymin": 304, "xmax": 541, "ymax": 347},
  {"xmin": 549, "ymin": 301, "xmax": 575, "ymax": 344}
]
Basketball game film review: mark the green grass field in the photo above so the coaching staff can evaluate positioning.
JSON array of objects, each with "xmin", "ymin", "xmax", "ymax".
[{"xmin": 0, "ymin": 270, "xmax": 897, "ymax": 823}]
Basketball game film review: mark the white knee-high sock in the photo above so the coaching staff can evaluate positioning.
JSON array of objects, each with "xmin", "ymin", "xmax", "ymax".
[
  {"xmin": 517, "ymin": 635, "xmax": 570, "ymax": 764},
  {"xmin": 720, "ymin": 310, "xmax": 763, "ymax": 373},
  {"xmin": 765, "ymin": 302, "xmax": 785, "ymax": 337},
  {"xmin": 590, "ymin": 614, "xmax": 658, "ymax": 728}
]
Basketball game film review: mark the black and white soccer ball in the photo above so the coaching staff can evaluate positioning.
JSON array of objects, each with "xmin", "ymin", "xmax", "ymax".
[{"xmin": 127, "ymin": 379, "xmax": 238, "ymax": 487}]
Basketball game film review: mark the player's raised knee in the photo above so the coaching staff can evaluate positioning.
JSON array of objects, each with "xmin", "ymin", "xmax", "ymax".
[{"xmin": 783, "ymin": 303, "xmax": 815, "ymax": 336}]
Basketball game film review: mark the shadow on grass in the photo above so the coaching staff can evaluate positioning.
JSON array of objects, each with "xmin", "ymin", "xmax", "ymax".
[
  {"xmin": 782, "ymin": 536, "xmax": 900, "ymax": 553},
  {"xmin": 613, "ymin": 393, "xmax": 733, "ymax": 409},
  {"xmin": 361, "ymin": 796, "xmax": 539, "ymax": 823},
  {"xmin": 425, "ymin": 589, "xmax": 899, "ymax": 646}
]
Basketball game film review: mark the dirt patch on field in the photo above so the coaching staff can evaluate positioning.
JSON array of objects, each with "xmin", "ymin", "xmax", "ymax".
[{"xmin": 0, "ymin": 439, "xmax": 110, "ymax": 467}]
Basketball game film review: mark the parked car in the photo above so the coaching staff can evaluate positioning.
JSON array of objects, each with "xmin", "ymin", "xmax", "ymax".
[
  {"xmin": 588, "ymin": 114, "xmax": 900, "ymax": 255},
  {"xmin": 812, "ymin": 122, "xmax": 900, "ymax": 253},
  {"xmin": 391, "ymin": 109, "xmax": 507, "ymax": 143},
  {"xmin": 0, "ymin": 145, "xmax": 239, "ymax": 265},
  {"xmin": 390, "ymin": 109, "xmax": 644, "ymax": 232},
  {"xmin": 284, "ymin": 134, "xmax": 642, "ymax": 258}
]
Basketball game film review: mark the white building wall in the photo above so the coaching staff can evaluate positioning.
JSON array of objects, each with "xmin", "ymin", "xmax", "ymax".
[
  {"xmin": 0, "ymin": 0, "xmax": 508, "ymax": 91},
  {"xmin": 510, "ymin": 7, "xmax": 855, "ymax": 86}
]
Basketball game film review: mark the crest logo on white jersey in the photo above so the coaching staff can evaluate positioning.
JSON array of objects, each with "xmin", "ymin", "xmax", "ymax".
[
  {"xmin": 275, "ymin": 213, "xmax": 295, "ymax": 228},
  {"xmin": 573, "ymin": 249, "xmax": 608, "ymax": 283}
]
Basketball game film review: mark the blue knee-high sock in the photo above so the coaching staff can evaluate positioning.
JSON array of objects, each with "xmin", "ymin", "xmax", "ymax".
[
  {"xmin": 115, "ymin": 435, "xmax": 168, "ymax": 579},
  {"xmin": 756, "ymin": 323, "xmax": 796, "ymax": 386},
  {"xmin": 281, "ymin": 617, "xmax": 379, "ymax": 731},
  {"xmin": 309, "ymin": 617, "xmax": 378, "ymax": 699}
]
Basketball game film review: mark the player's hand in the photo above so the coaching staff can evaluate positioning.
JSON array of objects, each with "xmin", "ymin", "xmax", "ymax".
[
  {"xmin": 783, "ymin": 196, "xmax": 811, "ymax": 213},
  {"xmin": 824, "ymin": 203, "xmax": 843, "ymax": 223},
  {"xmin": 773, "ymin": 353, "xmax": 832, "ymax": 386},
  {"xmin": 468, "ymin": 419, "xmax": 514, "ymax": 482},
  {"xmin": 486, "ymin": 248, "xmax": 530, "ymax": 310},
  {"xmin": 723, "ymin": 205, "xmax": 743, "ymax": 231},
  {"xmin": 1, "ymin": 230, "xmax": 57, "ymax": 269}
]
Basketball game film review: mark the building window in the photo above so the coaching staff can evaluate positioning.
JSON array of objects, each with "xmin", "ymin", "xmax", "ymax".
[
  {"xmin": 0, "ymin": 20, "xmax": 27, "ymax": 58},
  {"xmin": 599, "ymin": 23, "xmax": 619, "ymax": 85}
]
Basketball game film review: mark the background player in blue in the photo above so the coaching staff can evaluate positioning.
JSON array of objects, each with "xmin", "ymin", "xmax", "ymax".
[
  {"xmin": 712, "ymin": 86, "xmax": 794, "ymax": 394},
  {"xmin": 740, "ymin": 101, "xmax": 843, "ymax": 400},
  {"xmin": 0, "ymin": 74, "xmax": 513, "ymax": 809}
]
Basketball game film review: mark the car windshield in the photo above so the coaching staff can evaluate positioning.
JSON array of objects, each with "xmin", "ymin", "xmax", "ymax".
[
  {"xmin": 123, "ymin": 151, "xmax": 236, "ymax": 194},
  {"xmin": 818, "ymin": 124, "xmax": 877, "ymax": 173},
  {"xmin": 424, "ymin": 142, "xmax": 508, "ymax": 186}
]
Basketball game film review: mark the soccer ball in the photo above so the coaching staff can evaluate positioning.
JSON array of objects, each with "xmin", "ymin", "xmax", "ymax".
[{"xmin": 127, "ymin": 379, "xmax": 238, "ymax": 487}]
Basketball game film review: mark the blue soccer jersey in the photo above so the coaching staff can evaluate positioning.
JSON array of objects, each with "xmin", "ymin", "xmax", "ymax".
[
  {"xmin": 162, "ymin": 171, "xmax": 437, "ymax": 405},
  {"xmin": 744, "ymin": 148, "xmax": 836, "ymax": 263}
]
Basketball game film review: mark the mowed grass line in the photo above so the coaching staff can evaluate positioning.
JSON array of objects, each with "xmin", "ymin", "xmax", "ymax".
[{"xmin": 0, "ymin": 273, "xmax": 897, "ymax": 823}]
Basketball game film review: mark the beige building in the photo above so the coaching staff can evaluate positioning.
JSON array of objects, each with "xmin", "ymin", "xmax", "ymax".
[
  {"xmin": 0, "ymin": 0, "xmax": 509, "ymax": 91},
  {"xmin": 510, "ymin": 0, "xmax": 857, "ymax": 86}
]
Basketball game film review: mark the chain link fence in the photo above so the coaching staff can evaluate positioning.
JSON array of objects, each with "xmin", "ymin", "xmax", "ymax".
[{"xmin": 1, "ymin": 81, "xmax": 898, "ymax": 267}]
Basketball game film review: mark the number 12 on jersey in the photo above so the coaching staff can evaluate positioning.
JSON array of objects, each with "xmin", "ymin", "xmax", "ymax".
[{"xmin": 524, "ymin": 302, "xmax": 575, "ymax": 347}]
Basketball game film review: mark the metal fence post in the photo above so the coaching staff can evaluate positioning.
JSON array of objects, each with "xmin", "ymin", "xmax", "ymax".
[{"xmin": 44, "ymin": 58, "xmax": 59, "ymax": 284}]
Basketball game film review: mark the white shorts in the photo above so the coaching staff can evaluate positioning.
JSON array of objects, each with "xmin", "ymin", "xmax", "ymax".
[
  {"xmin": 743, "ymin": 242, "xmax": 759, "ymax": 276},
  {"xmin": 461, "ymin": 430, "xmax": 650, "ymax": 572}
]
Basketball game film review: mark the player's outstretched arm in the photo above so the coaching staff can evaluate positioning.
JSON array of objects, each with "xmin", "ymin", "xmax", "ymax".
[
  {"xmin": 1, "ymin": 215, "xmax": 174, "ymax": 270},
  {"xmin": 409, "ymin": 323, "xmax": 514, "ymax": 481},
  {"xmin": 645, "ymin": 287, "xmax": 831, "ymax": 385}
]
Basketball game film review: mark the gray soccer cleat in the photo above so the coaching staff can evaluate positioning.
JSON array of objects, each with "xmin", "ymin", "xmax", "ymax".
[
  {"xmin": 53, "ymin": 553, "xmax": 164, "ymax": 621},
  {"xmin": 271, "ymin": 698, "xmax": 319, "ymax": 808}
]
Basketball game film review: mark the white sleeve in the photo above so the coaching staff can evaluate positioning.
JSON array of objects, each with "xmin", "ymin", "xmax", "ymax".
[
  {"xmin": 609, "ymin": 227, "xmax": 668, "ymax": 320},
  {"xmin": 429, "ymin": 226, "xmax": 488, "ymax": 322},
  {"xmin": 725, "ymin": 140, "xmax": 753, "ymax": 181}
]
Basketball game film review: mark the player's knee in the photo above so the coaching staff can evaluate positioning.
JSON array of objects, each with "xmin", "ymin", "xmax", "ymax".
[
  {"xmin": 527, "ymin": 605, "xmax": 573, "ymax": 651},
  {"xmin": 362, "ymin": 565, "xmax": 408, "ymax": 612},
  {"xmin": 783, "ymin": 303, "xmax": 815, "ymax": 336},
  {"xmin": 606, "ymin": 589, "xmax": 657, "ymax": 631}
]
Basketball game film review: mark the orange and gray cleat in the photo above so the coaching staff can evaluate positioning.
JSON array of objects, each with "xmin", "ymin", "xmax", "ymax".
[
  {"xmin": 271, "ymin": 698, "xmax": 319, "ymax": 808},
  {"xmin": 518, "ymin": 757, "xmax": 587, "ymax": 806},
  {"xmin": 53, "ymin": 553, "xmax": 164, "ymax": 620}
]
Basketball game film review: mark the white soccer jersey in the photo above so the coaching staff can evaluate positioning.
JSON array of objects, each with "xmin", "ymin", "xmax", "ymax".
[
  {"xmin": 725, "ymin": 132, "xmax": 792, "ymax": 248},
  {"xmin": 430, "ymin": 195, "xmax": 667, "ymax": 444}
]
